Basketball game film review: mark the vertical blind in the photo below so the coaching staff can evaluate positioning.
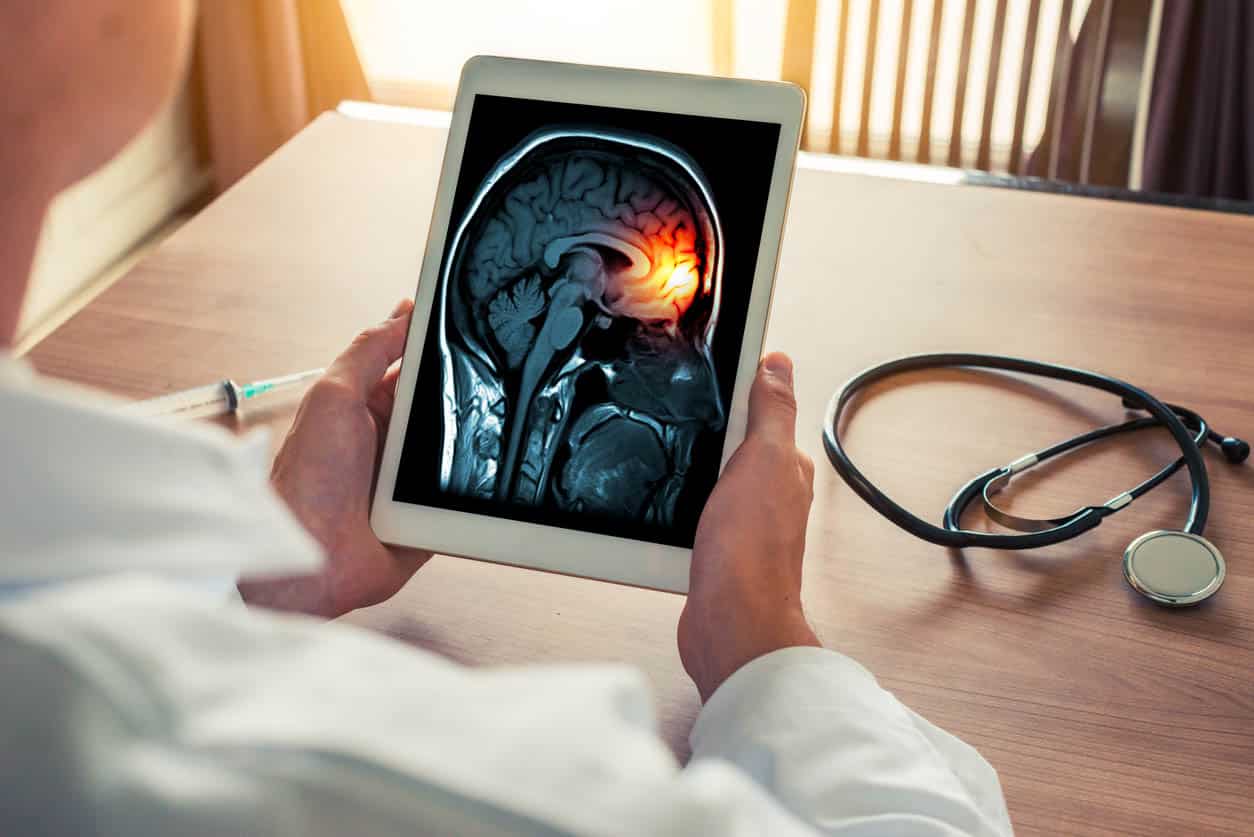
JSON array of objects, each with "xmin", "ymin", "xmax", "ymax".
[
  {"xmin": 786, "ymin": 0, "xmax": 1094, "ymax": 172},
  {"xmin": 343, "ymin": 0, "xmax": 1116, "ymax": 177}
]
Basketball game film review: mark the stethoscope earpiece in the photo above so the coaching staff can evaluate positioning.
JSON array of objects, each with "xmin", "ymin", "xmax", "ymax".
[{"xmin": 1220, "ymin": 437, "xmax": 1250, "ymax": 464}]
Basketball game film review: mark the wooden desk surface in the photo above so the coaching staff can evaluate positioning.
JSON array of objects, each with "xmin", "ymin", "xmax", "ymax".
[{"xmin": 28, "ymin": 110, "xmax": 1254, "ymax": 836}]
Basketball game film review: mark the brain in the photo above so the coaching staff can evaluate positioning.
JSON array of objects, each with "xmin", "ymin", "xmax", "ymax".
[
  {"xmin": 438, "ymin": 133, "xmax": 726, "ymax": 519},
  {"xmin": 464, "ymin": 148, "xmax": 706, "ymax": 329}
]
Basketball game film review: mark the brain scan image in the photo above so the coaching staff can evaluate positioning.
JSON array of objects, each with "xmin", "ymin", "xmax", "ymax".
[
  {"xmin": 438, "ymin": 128, "xmax": 725, "ymax": 526},
  {"xmin": 394, "ymin": 96, "xmax": 780, "ymax": 548}
]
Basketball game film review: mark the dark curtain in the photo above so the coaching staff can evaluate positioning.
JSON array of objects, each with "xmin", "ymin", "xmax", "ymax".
[
  {"xmin": 1024, "ymin": 0, "xmax": 1152, "ymax": 187},
  {"xmin": 1142, "ymin": 0, "xmax": 1254, "ymax": 201},
  {"xmin": 1023, "ymin": 10, "xmax": 1095, "ymax": 184}
]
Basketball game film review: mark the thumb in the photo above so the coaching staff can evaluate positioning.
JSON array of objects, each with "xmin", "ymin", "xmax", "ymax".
[
  {"xmin": 745, "ymin": 352, "xmax": 798, "ymax": 444},
  {"xmin": 327, "ymin": 298, "xmax": 414, "ymax": 397}
]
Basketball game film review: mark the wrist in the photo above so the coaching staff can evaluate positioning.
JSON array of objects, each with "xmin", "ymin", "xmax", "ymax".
[
  {"xmin": 237, "ymin": 571, "xmax": 336, "ymax": 618},
  {"xmin": 680, "ymin": 603, "xmax": 820, "ymax": 702}
]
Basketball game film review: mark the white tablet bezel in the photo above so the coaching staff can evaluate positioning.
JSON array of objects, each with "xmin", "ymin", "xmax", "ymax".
[{"xmin": 371, "ymin": 56, "xmax": 803, "ymax": 593}]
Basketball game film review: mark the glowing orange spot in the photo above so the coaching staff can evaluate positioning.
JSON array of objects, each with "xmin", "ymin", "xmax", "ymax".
[
  {"xmin": 606, "ymin": 231, "xmax": 702, "ymax": 323},
  {"xmin": 664, "ymin": 263, "xmax": 695, "ymax": 293}
]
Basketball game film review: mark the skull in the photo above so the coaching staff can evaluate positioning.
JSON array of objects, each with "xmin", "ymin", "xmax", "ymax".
[{"xmin": 437, "ymin": 128, "xmax": 725, "ymax": 526}]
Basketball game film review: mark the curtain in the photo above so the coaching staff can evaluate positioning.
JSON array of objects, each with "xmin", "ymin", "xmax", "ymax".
[
  {"xmin": 1024, "ymin": 8, "xmax": 1096, "ymax": 184},
  {"xmin": 1023, "ymin": 0, "xmax": 1158, "ymax": 188},
  {"xmin": 196, "ymin": 0, "xmax": 371, "ymax": 191},
  {"xmin": 1142, "ymin": 0, "xmax": 1254, "ymax": 202}
]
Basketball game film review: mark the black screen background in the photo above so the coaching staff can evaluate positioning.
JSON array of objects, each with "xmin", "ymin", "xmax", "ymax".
[{"xmin": 393, "ymin": 94, "xmax": 780, "ymax": 548}]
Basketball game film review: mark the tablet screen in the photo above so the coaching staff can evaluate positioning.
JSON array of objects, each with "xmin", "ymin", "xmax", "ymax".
[{"xmin": 393, "ymin": 94, "xmax": 780, "ymax": 548}]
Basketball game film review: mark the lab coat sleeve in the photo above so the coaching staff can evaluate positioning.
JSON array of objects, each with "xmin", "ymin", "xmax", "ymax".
[
  {"xmin": 0, "ymin": 579, "xmax": 1011, "ymax": 837},
  {"xmin": 688, "ymin": 647, "xmax": 1013, "ymax": 836}
]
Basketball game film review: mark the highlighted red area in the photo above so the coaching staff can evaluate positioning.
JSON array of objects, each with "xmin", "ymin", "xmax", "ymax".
[{"xmin": 612, "ymin": 226, "xmax": 701, "ymax": 323}]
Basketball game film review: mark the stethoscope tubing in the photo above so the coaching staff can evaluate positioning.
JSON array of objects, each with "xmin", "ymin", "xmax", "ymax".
[
  {"xmin": 822, "ymin": 353, "xmax": 1211, "ymax": 550},
  {"xmin": 942, "ymin": 408, "xmax": 1209, "ymax": 535}
]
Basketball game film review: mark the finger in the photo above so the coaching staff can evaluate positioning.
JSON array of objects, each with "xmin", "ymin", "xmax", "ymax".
[
  {"xmin": 798, "ymin": 450, "xmax": 816, "ymax": 483},
  {"xmin": 388, "ymin": 298, "xmax": 413, "ymax": 319},
  {"xmin": 367, "ymin": 361, "xmax": 403, "ymax": 429},
  {"xmin": 745, "ymin": 352, "xmax": 798, "ymax": 444},
  {"xmin": 327, "ymin": 299, "xmax": 413, "ymax": 398}
]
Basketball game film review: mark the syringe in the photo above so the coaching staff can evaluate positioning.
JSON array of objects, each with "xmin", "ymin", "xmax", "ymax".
[{"xmin": 125, "ymin": 368, "xmax": 325, "ymax": 419}]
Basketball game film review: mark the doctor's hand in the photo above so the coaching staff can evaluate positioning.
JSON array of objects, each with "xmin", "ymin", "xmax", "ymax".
[
  {"xmin": 678, "ymin": 352, "xmax": 821, "ymax": 702},
  {"xmin": 238, "ymin": 299, "xmax": 432, "ymax": 618}
]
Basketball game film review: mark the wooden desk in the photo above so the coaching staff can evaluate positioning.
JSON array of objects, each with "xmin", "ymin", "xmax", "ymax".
[{"xmin": 29, "ymin": 108, "xmax": 1254, "ymax": 836}]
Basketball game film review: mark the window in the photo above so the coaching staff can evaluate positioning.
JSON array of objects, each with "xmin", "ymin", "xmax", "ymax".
[
  {"xmin": 343, "ymin": 0, "xmax": 1092, "ymax": 172},
  {"xmin": 341, "ymin": 0, "xmax": 782, "ymax": 108}
]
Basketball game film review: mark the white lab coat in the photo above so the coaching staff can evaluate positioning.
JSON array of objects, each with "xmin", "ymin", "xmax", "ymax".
[{"xmin": 0, "ymin": 355, "xmax": 1013, "ymax": 836}]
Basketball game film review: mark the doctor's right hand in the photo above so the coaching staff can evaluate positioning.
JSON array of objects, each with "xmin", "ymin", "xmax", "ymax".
[{"xmin": 678, "ymin": 352, "xmax": 821, "ymax": 702}]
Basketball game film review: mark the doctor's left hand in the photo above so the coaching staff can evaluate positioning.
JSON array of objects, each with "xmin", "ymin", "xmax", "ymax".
[{"xmin": 238, "ymin": 299, "xmax": 432, "ymax": 618}]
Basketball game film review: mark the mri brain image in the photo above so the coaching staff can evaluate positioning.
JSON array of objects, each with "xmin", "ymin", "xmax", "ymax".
[{"xmin": 436, "ymin": 128, "xmax": 726, "ymax": 525}]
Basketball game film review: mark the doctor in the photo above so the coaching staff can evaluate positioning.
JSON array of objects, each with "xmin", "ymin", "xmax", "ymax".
[{"xmin": 0, "ymin": 3, "xmax": 1012, "ymax": 835}]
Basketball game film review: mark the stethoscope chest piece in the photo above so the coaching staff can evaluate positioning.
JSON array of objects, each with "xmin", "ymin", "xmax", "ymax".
[{"xmin": 1123, "ymin": 530, "xmax": 1225, "ymax": 606}]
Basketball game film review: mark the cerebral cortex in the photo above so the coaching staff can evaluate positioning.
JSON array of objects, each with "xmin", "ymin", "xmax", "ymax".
[{"xmin": 466, "ymin": 148, "xmax": 704, "ymax": 343}]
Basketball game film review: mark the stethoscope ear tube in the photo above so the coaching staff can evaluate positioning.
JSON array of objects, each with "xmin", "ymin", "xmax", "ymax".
[
  {"xmin": 822, "ymin": 353, "xmax": 1215, "ymax": 551},
  {"xmin": 945, "ymin": 409, "xmax": 1215, "ymax": 536}
]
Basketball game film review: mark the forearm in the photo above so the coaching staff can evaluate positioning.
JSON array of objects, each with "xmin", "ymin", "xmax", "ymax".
[{"xmin": 688, "ymin": 648, "xmax": 1012, "ymax": 836}]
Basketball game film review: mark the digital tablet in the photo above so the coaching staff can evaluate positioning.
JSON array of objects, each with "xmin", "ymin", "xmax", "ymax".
[{"xmin": 372, "ymin": 56, "xmax": 803, "ymax": 593}]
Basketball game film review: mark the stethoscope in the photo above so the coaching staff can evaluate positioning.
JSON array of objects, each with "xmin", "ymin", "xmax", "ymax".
[{"xmin": 823, "ymin": 354, "xmax": 1249, "ymax": 606}]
